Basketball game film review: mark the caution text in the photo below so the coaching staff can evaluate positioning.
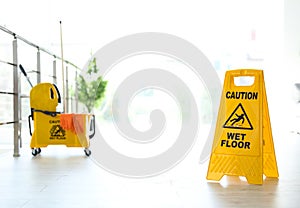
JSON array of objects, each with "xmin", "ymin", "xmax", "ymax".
[{"xmin": 226, "ymin": 91, "xmax": 258, "ymax": 100}]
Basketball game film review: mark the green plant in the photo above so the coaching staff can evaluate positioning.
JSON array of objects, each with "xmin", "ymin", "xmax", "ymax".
[{"xmin": 77, "ymin": 57, "xmax": 107, "ymax": 112}]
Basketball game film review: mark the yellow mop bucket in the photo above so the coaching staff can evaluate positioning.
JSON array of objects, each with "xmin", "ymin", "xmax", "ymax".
[{"xmin": 28, "ymin": 83, "xmax": 95, "ymax": 156}]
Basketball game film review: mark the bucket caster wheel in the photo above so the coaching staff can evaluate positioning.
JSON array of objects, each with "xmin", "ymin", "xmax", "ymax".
[
  {"xmin": 32, "ymin": 148, "xmax": 41, "ymax": 156},
  {"xmin": 84, "ymin": 148, "xmax": 91, "ymax": 157}
]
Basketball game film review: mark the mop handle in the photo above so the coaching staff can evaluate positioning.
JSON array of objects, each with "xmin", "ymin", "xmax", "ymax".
[
  {"xmin": 19, "ymin": 64, "xmax": 27, "ymax": 76},
  {"xmin": 19, "ymin": 64, "xmax": 33, "ymax": 87},
  {"xmin": 60, "ymin": 21, "xmax": 66, "ymax": 113}
]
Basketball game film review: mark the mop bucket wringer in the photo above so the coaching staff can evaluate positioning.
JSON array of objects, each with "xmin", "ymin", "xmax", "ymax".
[{"xmin": 28, "ymin": 83, "xmax": 95, "ymax": 156}]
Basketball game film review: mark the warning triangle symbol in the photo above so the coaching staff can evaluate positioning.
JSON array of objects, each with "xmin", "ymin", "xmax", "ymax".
[{"xmin": 223, "ymin": 103, "xmax": 253, "ymax": 130}]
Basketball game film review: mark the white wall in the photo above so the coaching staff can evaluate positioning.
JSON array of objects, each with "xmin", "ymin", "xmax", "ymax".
[
  {"xmin": 282, "ymin": 0, "xmax": 300, "ymax": 133},
  {"xmin": 284, "ymin": 0, "xmax": 300, "ymax": 80}
]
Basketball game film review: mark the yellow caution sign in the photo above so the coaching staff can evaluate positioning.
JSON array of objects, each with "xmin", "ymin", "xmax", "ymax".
[{"xmin": 206, "ymin": 69, "xmax": 278, "ymax": 184}]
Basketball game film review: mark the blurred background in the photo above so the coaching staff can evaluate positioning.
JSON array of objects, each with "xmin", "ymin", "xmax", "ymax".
[{"xmin": 0, "ymin": 0, "xmax": 299, "ymax": 154}]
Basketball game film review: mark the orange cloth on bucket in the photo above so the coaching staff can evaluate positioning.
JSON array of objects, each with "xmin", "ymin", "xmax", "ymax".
[
  {"xmin": 73, "ymin": 114, "xmax": 85, "ymax": 134},
  {"xmin": 60, "ymin": 114, "xmax": 85, "ymax": 134},
  {"xmin": 60, "ymin": 114, "xmax": 73, "ymax": 131}
]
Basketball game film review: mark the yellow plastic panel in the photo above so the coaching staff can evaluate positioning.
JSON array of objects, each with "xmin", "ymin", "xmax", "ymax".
[
  {"xmin": 206, "ymin": 69, "xmax": 278, "ymax": 184},
  {"xmin": 30, "ymin": 83, "xmax": 59, "ymax": 111},
  {"xmin": 30, "ymin": 112, "xmax": 89, "ymax": 148}
]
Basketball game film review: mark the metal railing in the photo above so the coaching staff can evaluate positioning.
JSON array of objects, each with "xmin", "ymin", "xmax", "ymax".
[{"xmin": 0, "ymin": 25, "xmax": 81, "ymax": 157}]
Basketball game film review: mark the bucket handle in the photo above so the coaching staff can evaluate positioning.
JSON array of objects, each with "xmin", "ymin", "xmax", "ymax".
[
  {"xmin": 28, "ymin": 115, "xmax": 33, "ymax": 136},
  {"xmin": 89, "ymin": 115, "xmax": 95, "ymax": 139}
]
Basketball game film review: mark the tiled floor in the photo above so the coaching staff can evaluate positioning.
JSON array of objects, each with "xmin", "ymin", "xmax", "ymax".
[{"xmin": 0, "ymin": 127, "xmax": 299, "ymax": 208}]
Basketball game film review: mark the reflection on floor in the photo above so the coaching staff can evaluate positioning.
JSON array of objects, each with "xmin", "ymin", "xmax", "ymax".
[{"xmin": 0, "ymin": 129, "xmax": 299, "ymax": 208}]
